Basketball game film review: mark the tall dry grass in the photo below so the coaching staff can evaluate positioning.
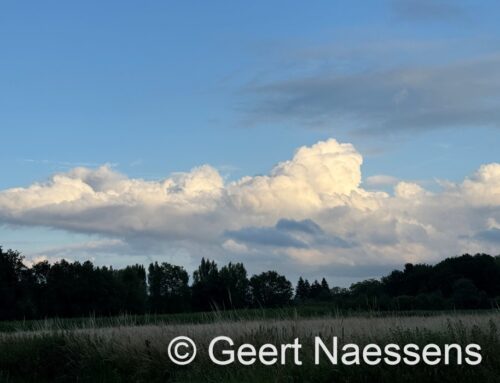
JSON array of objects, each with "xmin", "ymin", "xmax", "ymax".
[{"xmin": 1, "ymin": 311, "xmax": 499, "ymax": 382}]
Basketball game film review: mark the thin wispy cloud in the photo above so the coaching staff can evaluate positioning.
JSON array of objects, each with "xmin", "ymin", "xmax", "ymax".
[
  {"xmin": 241, "ymin": 53, "xmax": 500, "ymax": 135},
  {"xmin": 390, "ymin": 0, "xmax": 466, "ymax": 22},
  {"xmin": 20, "ymin": 159, "xmax": 104, "ymax": 168}
]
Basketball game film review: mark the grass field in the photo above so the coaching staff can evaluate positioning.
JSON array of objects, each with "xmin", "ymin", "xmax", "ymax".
[{"xmin": 1, "ymin": 309, "xmax": 499, "ymax": 382}]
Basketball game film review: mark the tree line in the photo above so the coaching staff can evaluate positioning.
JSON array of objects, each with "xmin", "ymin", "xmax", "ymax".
[{"xmin": 1, "ymin": 246, "xmax": 499, "ymax": 320}]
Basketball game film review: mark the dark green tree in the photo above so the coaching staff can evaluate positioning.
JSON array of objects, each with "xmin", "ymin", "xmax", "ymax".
[
  {"xmin": 319, "ymin": 278, "xmax": 332, "ymax": 300},
  {"xmin": 148, "ymin": 262, "xmax": 190, "ymax": 313},
  {"xmin": 192, "ymin": 258, "xmax": 223, "ymax": 311},
  {"xmin": 0, "ymin": 247, "xmax": 32, "ymax": 319},
  {"xmin": 219, "ymin": 262, "xmax": 249, "ymax": 308},
  {"xmin": 115, "ymin": 265, "xmax": 147, "ymax": 313},
  {"xmin": 310, "ymin": 280, "xmax": 322, "ymax": 299},
  {"xmin": 451, "ymin": 278, "xmax": 487, "ymax": 309},
  {"xmin": 250, "ymin": 271, "xmax": 293, "ymax": 307},
  {"xmin": 295, "ymin": 277, "xmax": 311, "ymax": 301}
]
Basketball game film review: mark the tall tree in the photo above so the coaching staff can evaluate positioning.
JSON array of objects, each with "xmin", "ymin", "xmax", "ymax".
[
  {"xmin": 295, "ymin": 277, "xmax": 311, "ymax": 301},
  {"xmin": 310, "ymin": 280, "xmax": 322, "ymax": 299},
  {"xmin": 115, "ymin": 265, "xmax": 147, "ymax": 314},
  {"xmin": 319, "ymin": 278, "xmax": 332, "ymax": 300},
  {"xmin": 0, "ymin": 247, "xmax": 31, "ymax": 319},
  {"xmin": 250, "ymin": 271, "xmax": 293, "ymax": 307},
  {"xmin": 148, "ymin": 262, "xmax": 190, "ymax": 313},
  {"xmin": 219, "ymin": 262, "xmax": 249, "ymax": 308},
  {"xmin": 192, "ymin": 258, "xmax": 222, "ymax": 311}
]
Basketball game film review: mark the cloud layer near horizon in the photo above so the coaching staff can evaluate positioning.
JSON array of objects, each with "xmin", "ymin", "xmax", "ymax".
[{"xmin": 0, "ymin": 138, "xmax": 499, "ymax": 275}]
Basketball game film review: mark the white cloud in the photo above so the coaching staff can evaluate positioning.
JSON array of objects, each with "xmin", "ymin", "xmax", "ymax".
[
  {"xmin": 227, "ymin": 139, "xmax": 373, "ymax": 218},
  {"xmin": 0, "ymin": 138, "xmax": 499, "ymax": 276},
  {"xmin": 365, "ymin": 174, "xmax": 399, "ymax": 187},
  {"xmin": 394, "ymin": 181, "xmax": 427, "ymax": 199},
  {"xmin": 222, "ymin": 239, "xmax": 250, "ymax": 253},
  {"xmin": 25, "ymin": 238, "xmax": 128, "ymax": 264},
  {"xmin": 460, "ymin": 163, "xmax": 500, "ymax": 206}
]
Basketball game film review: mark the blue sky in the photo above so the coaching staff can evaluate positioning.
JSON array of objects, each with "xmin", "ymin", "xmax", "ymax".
[{"xmin": 1, "ymin": 1, "xmax": 499, "ymax": 284}]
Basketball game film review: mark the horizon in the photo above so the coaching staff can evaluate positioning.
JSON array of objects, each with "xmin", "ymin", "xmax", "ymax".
[{"xmin": 2, "ymin": 245, "xmax": 497, "ymax": 290}]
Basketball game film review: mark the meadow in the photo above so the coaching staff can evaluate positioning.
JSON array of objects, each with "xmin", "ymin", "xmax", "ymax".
[{"xmin": 1, "ymin": 309, "xmax": 499, "ymax": 383}]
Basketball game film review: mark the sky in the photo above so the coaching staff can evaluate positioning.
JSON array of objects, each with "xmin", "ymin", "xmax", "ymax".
[{"xmin": 0, "ymin": 0, "xmax": 499, "ymax": 286}]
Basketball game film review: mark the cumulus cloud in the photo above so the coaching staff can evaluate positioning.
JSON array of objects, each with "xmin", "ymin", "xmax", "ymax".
[
  {"xmin": 475, "ymin": 228, "xmax": 500, "ymax": 244},
  {"xmin": 460, "ymin": 164, "xmax": 500, "ymax": 206},
  {"xmin": 227, "ymin": 139, "xmax": 375, "ymax": 218},
  {"xmin": 225, "ymin": 224, "xmax": 310, "ymax": 249},
  {"xmin": 394, "ymin": 181, "xmax": 427, "ymax": 199},
  {"xmin": 365, "ymin": 175, "xmax": 399, "ymax": 187},
  {"xmin": 26, "ymin": 238, "xmax": 127, "ymax": 263},
  {"xmin": 0, "ymin": 138, "xmax": 499, "ymax": 279},
  {"xmin": 225, "ymin": 218, "xmax": 354, "ymax": 252}
]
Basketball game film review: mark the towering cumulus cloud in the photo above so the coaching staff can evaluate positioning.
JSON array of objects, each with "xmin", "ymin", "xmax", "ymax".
[
  {"xmin": 229, "ymin": 139, "xmax": 369, "ymax": 217},
  {"xmin": 0, "ymin": 138, "xmax": 498, "ymax": 275}
]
